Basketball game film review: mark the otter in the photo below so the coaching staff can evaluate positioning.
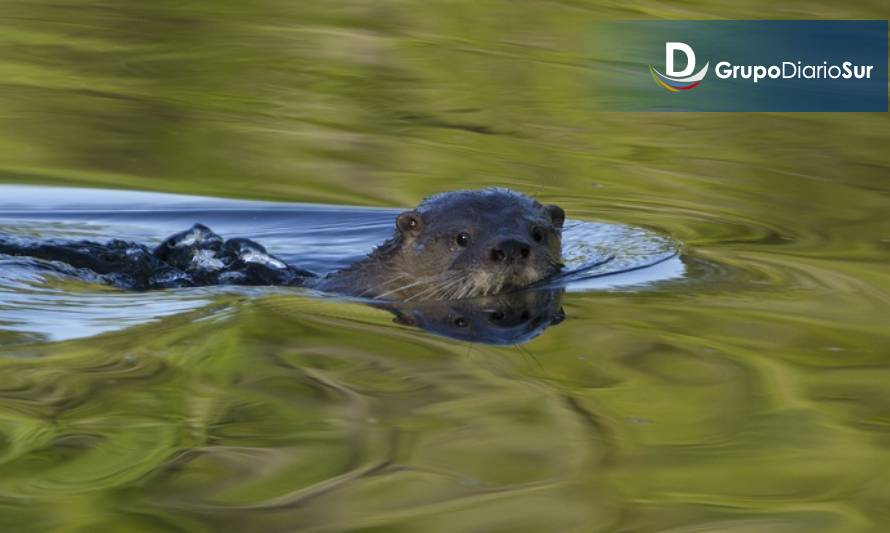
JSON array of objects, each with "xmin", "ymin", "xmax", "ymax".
[
  {"xmin": 316, "ymin": 189, "xmax": 565, "ymax": 300},
  {"xmin": 0, "ymin": 188, "xmax": 566, "ymax": 301}
]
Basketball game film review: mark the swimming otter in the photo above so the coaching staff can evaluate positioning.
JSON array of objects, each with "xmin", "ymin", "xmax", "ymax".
[
  {"xmin": 0, "ymin": 188, "xmax": 565, "ymax": 301},
  {"xmin": 317, "ymin": 189, "xmax": 565, "ymax": 300}
]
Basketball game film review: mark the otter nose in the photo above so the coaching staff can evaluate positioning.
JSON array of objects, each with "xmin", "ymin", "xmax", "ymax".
[{"xmin": 490, "ymin": 239, "xmax": 531, "ymax": 263}]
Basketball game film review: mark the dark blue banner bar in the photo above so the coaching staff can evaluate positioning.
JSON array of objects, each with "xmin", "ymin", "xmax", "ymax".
[{"xmin": 589, "ymin": 20, "xmax": 888, "ymax": 112}]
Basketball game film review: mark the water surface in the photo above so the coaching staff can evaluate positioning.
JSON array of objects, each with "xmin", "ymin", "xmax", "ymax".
[{"xmin": 1, "ymin": 2, "xmax": 889, "ymax": 532}]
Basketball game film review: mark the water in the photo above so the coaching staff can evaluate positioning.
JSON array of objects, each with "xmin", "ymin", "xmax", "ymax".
[{"xmin": 1, "ymin": 2, "xmax": 889, "ymax": 532}]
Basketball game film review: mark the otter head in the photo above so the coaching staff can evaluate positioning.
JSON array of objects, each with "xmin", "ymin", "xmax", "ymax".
[{"xmin": 388, "ymin": 188, "xmax": 565, "ymax": 300}]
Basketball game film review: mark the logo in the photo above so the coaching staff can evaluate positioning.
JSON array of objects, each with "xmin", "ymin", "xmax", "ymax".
[
  {"xmin": 591, "ymin": 20, "xmax": 887, "ymax": 111},
  {"xmin": 649, "ymin": 42, "xmax": 709, "ymax": 91}
]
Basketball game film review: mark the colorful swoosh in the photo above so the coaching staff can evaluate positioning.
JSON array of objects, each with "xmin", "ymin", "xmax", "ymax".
[{"xmin": 649, "ymin": 65, "xmax": 702, "ymax": 92}]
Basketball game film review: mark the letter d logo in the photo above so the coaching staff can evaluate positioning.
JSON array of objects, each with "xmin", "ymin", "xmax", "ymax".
[
  {"xmin": 666, "ymin": 42, "xmax": 696, "ymax": 77},
  {"xmin": 650, "ymin": 42, "xmax": 709, "ymax": 92}
]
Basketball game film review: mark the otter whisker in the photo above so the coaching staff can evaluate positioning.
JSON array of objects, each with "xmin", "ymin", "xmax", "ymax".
[
  {"xmin": 373, "ymin": 277, "xmax": 431, "ymax": 300},
  {"xmin": 433, "ymin": 278, "xmax": 459, "ymax": 301},
  {"xmin": 443, "ymin": 277, "xmax": 471, "ymax": 300},
  {"xmin": 423, "ymin": 273, "xmax": 467, "ymax": 301},
  {"xmin": 404, "ymin": 273, "xmax": 463, "ymax": 302},
  {"xmin": 358, "ymin": 272, "xmax": 409, "ymax": 298},
  {"xmin": 467, "ymin": 273, "xmax": 485, "ymax": 298},
  {"xmin": 394, "ymin": 274, "xmax": 446, "ymax": 302},
  {"xmin": 430, "ymin": 276, "xmax": 467, "ymax": 301},
  {"xmin": 377, "ymin": 271, "xmax": 458, "ymax": 300},
  {"xmin": 449, "ymin": 279, "xmax": 468, "ymax": 300},
  {"xmin": 420, "ymin": 279, "xmax": 455, "ymax": 302}
]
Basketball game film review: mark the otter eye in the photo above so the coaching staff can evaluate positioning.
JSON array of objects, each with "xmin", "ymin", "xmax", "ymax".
[
  {"xmin": 531, "ymin": 227, "xmax": 545, "ymax": 243},
  {"xmin": 455, "ymin": 232, "xmax": 471, "ymax": 247},
  {"xmin": 453, "ymin": 317, "xmax": 468, "ymax": 328}
]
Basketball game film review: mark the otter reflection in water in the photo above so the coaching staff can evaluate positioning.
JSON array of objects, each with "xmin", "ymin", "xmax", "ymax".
[
  {"xmin": 379, "ymin": 287, "xmax": 565, "ymax": 345},
  {"xmin": 0, "ymin": 188, "xmax": 566, "ymax": 301}
]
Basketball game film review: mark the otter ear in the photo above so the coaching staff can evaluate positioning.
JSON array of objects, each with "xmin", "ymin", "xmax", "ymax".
[
  {"xmin": 396, "ymin": 210, "xmax": 423, "ymax": 234},
  {"xmin": 545, "ymin": 204, "xmax": 565, "ymax": 229}
]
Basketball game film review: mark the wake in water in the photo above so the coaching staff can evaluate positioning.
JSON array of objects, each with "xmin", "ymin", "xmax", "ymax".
[{"xmin": 0, "ymin": 223, "xmax": 314, "ymax": 290}]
